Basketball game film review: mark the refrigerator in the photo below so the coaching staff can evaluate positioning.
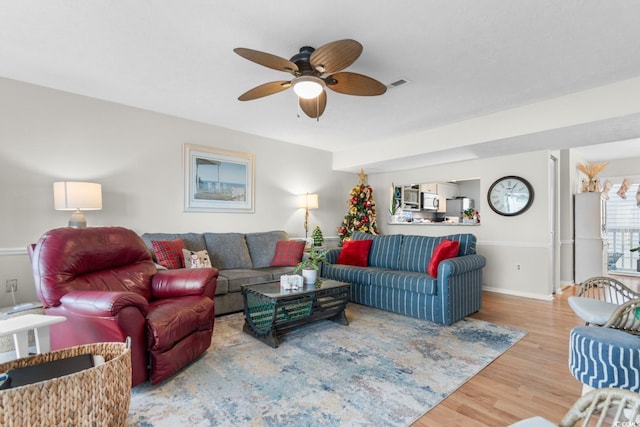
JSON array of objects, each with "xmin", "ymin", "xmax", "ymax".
[
  {"xmin": 445, "ymin": 197, "xmax": 474, "ymax": 221},
  {"xmin": 574, "ymin": 192, "xmax": 608, "ymax": 284}
]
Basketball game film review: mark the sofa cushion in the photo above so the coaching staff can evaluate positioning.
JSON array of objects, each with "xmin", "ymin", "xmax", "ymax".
[
  {"xmin": 397, "ymin": 235, "xmax": 445, "ymax": 273},
  {"xmin": 427, "ymin": 239, "xmax": 460, "ymax": 277},
  {"xmin": 322, "ymin": 263, "xmax": 377, "ymax": 285},
  {"xmin": 152, "ymin": 239, "xmax": 186, "ymax": 269},
  {"xmin": 203, "ymin": 233, "xmax": 252, "ymax": 269},
  {"xmin": 258, "ymin": 266, "xmax": 297, "ymax": 279},
  {"xmin": 369, "ymin": 270, "xmax": 438, "ymax": 295},
  {"xmin": 246, "ymin": 231, "xmax": 289, "ymax": 268},
  {"xmin": 218, "ymin": 269, "xmax": 273, "ymax": 293},
  {"xmin": 214, "ymin": 276, "xmax": 229, "ymax": 296},
  {"xmin": 141, "ymin": 233, "xmax": 207, "ymax": 261},
  {"xmin": 337, "ymin": 239, "xmax": 373, "ymax": 267},
  {"xmin": 351, "ymin": 232, "xmax": 403, "ymax": 270},
  {"xmin": 270, "ymin": 240, "xmax": 305, "ymax": 267}
]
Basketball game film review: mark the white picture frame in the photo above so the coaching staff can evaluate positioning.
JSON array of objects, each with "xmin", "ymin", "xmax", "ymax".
[{"xmin": 183, "ymin": 143, "xmax": 255, "ymax": 213}]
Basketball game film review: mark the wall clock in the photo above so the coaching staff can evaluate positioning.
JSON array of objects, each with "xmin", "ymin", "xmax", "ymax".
[{"xmin": 487, "ymin": 176, "xmax": 534, "ymax": 216}]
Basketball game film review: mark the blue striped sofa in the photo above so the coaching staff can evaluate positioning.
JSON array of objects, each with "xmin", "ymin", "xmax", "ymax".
[{"xmin": 321, "ymin": 232, "xmax": 486, "ymax": 325}]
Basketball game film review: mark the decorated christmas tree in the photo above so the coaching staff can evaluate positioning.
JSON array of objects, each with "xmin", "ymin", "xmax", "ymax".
[{"xmin": 337, "ymin": 169, "xmax": 379, "ymax": 244}]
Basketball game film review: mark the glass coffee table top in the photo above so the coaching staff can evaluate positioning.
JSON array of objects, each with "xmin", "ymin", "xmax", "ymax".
[{"xmin": 242, "ymin": 279, "xmax": 348, "ymax": 298}]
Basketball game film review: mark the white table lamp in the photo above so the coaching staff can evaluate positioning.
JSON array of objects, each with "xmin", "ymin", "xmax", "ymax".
[{"xmin": 53, "ymin": 181, "xmax": 102, "ymax": 227}]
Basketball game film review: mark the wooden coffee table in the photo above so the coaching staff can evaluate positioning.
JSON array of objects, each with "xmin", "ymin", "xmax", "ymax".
[{"xmin": 241, "ymin": 279, "xmax": 350, "ymax": 348}]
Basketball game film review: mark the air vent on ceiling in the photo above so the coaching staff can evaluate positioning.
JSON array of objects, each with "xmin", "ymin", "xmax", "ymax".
[{"xmin": 389, "ymin": 78, "xmax": 409, "ymax": 88}]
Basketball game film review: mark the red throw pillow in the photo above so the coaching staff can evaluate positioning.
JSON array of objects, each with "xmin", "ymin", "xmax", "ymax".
[
  {"xmin": 152, "ymin": 239, "xmax": 186, "ymax": 269},
  {"xmin": 270, "ymin": 240, "xmax": 306, "ymax": 267},
  {"xmin": 427, "ymin": 239, "xmax": 460, "ymax": 277},
  {"xmin": 337, "ymin": 239, "xmax": 373, "ymax": 267}
]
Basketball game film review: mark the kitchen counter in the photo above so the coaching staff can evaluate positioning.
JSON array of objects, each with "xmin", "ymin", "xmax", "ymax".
[{"xmin": 387, "ymin": 221, "xmax": 480, "ymax": 226}]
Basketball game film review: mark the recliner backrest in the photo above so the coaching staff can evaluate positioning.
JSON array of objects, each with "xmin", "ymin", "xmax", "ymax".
[{"xmin": 32, "ymin": 227, "xmax": 156, "ymax": 307}]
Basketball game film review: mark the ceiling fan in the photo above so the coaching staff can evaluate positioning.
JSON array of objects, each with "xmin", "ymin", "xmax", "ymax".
[{"xmin": 233, "ymin": 39, "xmax": 387, "ymax": 119}]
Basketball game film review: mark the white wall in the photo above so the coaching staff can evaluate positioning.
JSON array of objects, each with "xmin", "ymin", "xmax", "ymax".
[
  {"xmin": 3, "ymin": 77, "xmax": 634, "ymax": 306},
  {"xmin": 368, "ymin": 150, "xmax": 555, "ymax": 300},
  {"xmin": 0, "ymin": 77, "xmax": 355, "ymax": 304}
]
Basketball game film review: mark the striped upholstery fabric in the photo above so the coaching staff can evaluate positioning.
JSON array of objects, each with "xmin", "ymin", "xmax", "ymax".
[
  {"xmin": 398, "ymin": 234, "xmax": 477, "ymax": 273},
  {"xmin": 444, "ymin": 233, "xmax": 476, "ymax": 255},
  {"xmin": 351, "ymin": 232, "xmax": 403, "ymax": 269},
  {"xmin": 369, "ymin": 270, "xmax": 437, "ymax": 295},
  {"xmin": 440, "ymin": 253, "xmax": 485, "ymax": 276},
  {"xmin": 569, "ymin": 326, "xmax": 640, "ymax": 392},
  {"xmin": 397, "ymin": 235, "xmax": 446, "ymax": 273},
  {"xmin": 322, "ymin": 263, "xmax": 375, "ymax": 285},
  {"xmin": 351, "ymin": 286, "xmax": 441, "ymax": 322},
  {"xmin": 322, "ymin": 233, "xmax": 485, "ymax": 325}
]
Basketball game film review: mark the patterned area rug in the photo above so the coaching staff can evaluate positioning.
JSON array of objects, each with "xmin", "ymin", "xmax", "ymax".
[{"xmin": 127, "ymin": 304, "xmax": 526, "ymax": 427}]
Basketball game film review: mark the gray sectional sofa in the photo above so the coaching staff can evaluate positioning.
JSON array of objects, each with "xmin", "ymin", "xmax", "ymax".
[
  {"xmin": 321, "ymin": 231, "xmax": 486, "ymax": 325},
  {"xmin": 140, "ymin": 231, "xmax": 297, "ymax": 315}
]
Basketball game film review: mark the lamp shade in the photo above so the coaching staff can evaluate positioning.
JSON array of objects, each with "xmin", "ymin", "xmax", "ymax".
[
  {"xmin": 297, "ymin": 193, "xmax": 319, "ymax": 210},
  {"xmin": 53, "ymin": 182, "xmax": 102, "ymax": 211}
]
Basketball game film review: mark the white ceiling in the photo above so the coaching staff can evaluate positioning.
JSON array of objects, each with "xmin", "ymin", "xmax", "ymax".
[{"xmin": 1, "ymin": 1, "xmax": 640, "ymax": 171}]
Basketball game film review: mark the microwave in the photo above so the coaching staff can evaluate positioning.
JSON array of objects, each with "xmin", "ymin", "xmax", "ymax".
[{"xmin": 422, "ymin": 193, "xmax": 440, "ymax": 210}]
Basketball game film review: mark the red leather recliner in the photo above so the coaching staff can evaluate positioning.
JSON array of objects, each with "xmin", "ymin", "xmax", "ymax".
[{"xmin": 30, "ymin": 226, "xmax": 218, "ymax": 386}]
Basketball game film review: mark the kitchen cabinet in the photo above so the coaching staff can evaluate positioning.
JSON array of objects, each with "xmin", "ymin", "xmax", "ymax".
[
  {"xmin": 393, "ymin": 185, "xmax": 421, "ymax": 211},
  {"xmin": 420, "ymin": 183, "xmax": 438, "ymax": 194}
]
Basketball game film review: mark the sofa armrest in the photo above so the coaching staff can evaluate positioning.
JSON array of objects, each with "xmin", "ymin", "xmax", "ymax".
[
  {"xmin": 439, "ymin": 254, "xmax": 486, "ymax": 278},
  {"xmin": 325, "ymin": 248, "xmax": 341, "ymax": 264},
  {"xmin": 59, "ymin": 290, "xmax": 149, "ymax": 317},
  {"xmin": 151, "ymin": 268, "xmax": 218, "ymax": 299}
]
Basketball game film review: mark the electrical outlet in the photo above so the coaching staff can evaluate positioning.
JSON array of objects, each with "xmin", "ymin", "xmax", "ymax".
[
  {"xmin": 5, "ymin": 279, "xmax": 17, "ymax": 293},
  {"xmin": 516, "ymin": 264, "xmax": 521, "ymax": 271}
]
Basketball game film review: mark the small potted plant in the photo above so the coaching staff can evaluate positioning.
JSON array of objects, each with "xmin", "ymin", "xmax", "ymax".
[
  {"xmin": 463, "ymin": 208, "xmax": 477, "ymax": 224},
  {"xmin": 293, "ymin": 246, "xmax": 328, "ymax": 286},
  {"xmin": 389, "ymin": 200, "xmax": 400, "ymax": 223}
]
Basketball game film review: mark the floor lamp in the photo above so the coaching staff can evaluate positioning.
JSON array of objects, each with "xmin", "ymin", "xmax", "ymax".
[{"xmin": 297, "ymin": 193, "xmax": 319, "ymax": 240}]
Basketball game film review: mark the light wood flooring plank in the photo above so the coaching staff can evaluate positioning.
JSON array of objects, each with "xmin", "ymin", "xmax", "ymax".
[{"xmin": 412, "ymin": 287, "xmax": 585, "ymax": 426}]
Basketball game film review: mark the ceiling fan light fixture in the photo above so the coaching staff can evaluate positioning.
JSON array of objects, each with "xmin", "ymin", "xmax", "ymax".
[{"xmin": 292, "ymin": 76, "xmax": 325, "ymax": 99}]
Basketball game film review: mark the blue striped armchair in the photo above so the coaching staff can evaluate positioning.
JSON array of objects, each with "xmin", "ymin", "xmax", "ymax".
[{"xmin": 321, "ymin": 232, "xmax": 486, "ymax": 325}]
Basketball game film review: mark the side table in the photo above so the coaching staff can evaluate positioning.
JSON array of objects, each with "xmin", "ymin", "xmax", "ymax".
[
  {"xmin": 0, "ymin": 314, "xmax": 66, "ymax": 359},
  {"xmin": 0, "ymin": 302, "xmax": 44, "ymax": 353}
]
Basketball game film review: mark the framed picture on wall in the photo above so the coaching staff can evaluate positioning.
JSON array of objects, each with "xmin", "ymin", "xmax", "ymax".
[{"xmin": 183, "ymin": 143, "xmax": 255, "ymax": 213}]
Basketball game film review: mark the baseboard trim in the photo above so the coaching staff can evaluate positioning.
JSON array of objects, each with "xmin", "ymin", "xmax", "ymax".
[{"xmin": 483, "ymin": 286, "xmax": 554, "ymax": 301}]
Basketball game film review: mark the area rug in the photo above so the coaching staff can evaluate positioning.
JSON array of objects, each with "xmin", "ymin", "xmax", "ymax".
[{"xmin": 127, "ymin": 304, "xmax": 526, "ymax": 427}]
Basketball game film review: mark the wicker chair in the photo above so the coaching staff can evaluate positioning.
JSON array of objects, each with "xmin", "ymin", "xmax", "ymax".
[
  {"xmin": 574, "ymin": 276, "xmax": 640, "ymax": 302},
  {"xmin": 511, "ymin": 387, "xmax": 640, "ymax": 427},
  {"xmin": 569, "ymin": 276, "xmax": 640, "ymax": 335}
]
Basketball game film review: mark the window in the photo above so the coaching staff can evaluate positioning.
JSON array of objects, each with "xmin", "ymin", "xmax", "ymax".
[{"xmin": 606, "ymin": 182, "xmax": 640, "ymax": 272}]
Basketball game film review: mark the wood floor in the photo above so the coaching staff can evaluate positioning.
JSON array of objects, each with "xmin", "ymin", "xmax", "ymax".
[{"xmin": 412, "ymin": 276, "xmax": 640, "ymax": 427}]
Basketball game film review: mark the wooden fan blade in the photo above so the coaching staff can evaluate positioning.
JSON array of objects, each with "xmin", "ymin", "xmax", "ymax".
[
  {"xmin": 325, "ymin": 72, "xmax": 387, "ymax": 96},
  {"xmin": 238, "ymin": 81, "xmax": 291, "ymax": 101},
  {"xmin": 310, "ymin": 39, "xmax": 362, "ymax": 74},
  {"xmin": 299, "ymin": 91, "xmax": 327, "ymax": 119},
  {"xmin": 234, "ymin": 48, "xmax": 299, "ymax": 74}
]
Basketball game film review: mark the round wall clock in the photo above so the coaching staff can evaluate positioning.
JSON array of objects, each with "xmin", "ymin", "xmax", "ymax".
[{"xmin": 487, "ymin": 176, "xmax": 534, "ymax": 216}]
